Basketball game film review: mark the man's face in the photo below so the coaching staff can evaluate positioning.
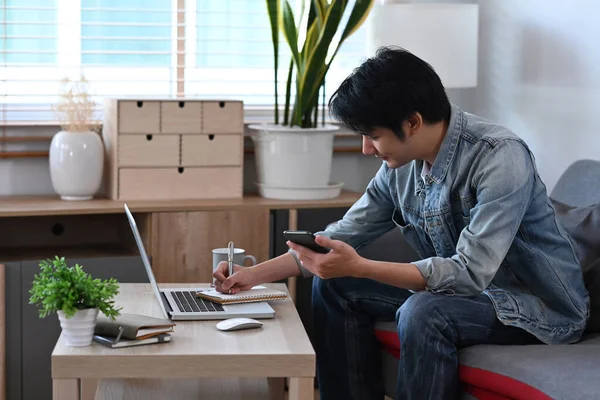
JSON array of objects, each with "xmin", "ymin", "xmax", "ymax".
[{"xmin": 362, "ymin": 126, "xmax": 418, "ymax": 169}]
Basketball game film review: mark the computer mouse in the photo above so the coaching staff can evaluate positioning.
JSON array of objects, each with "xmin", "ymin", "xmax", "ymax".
[{"xmin": 216, "ymin": 317, "xmax": 263, "ymax": 332}]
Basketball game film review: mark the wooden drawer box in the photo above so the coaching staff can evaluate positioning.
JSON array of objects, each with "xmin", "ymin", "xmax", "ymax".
[
  {"xmin": 103, "ymin": 98, "xmax": 244, "ymax": 200},
  {"xmin": 161, "ymin": 101, "xmax": 202, "ymax": 134},
  {"xmin": 118, "ymin": 101, "xmax": 160, "ymax": 134},
  {"xmin": 202, "ymin": 101, "xmax": 244, "ymax": 134},
  {"xmin": 181, "ymin": 134, "xmax": 242, "ymax": 166},
  {"xmin": 119, "ymin": 134, "xmax": 179, "ymax": 167},
  {"xmin": 118, "ymin": 167, "xmax": 242, "ymax": 200}
]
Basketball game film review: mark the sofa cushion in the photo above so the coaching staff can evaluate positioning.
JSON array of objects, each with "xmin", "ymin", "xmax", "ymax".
[
  {"xmin": 552, "ymin": 199, "xmax": 600, "ymax": 332},
  {"xmin": 375, "ymin": 321, "xmax": 600, "ymax": 400},
  {"xmin": 459, "ymin": 333, "xmax": 600, "ymax": 400},
  {"xmin": 462, "ymin": 384, "xmax": 514, "ymax": 400},
  {"xmin": 374, "ymin": 321, "xmax": 399, "ymax": 358}
]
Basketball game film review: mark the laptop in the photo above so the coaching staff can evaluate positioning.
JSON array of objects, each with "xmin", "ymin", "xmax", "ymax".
[{"xmin": 124, "ymin": 204, "xmax": 275, "ymax": 321}]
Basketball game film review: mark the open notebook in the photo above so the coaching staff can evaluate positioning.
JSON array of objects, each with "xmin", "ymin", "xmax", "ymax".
[{"xmin": 196, "ymin": 285, "xmax": 288, "ymax": 305}]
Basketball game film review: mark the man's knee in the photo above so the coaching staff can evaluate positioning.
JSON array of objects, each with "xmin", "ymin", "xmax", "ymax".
[{"xmin": 396, "ymin": 291, "xmax": 447, "ymax": 339}]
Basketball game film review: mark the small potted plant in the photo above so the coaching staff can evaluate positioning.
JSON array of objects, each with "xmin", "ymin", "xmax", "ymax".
[
  {"xmin": 49, "ymin": 74, "xmax": 104, "ymax": 201},
  {"xmin": 29, "ymin": 256, "xmax": 121, "ymax": 347}
]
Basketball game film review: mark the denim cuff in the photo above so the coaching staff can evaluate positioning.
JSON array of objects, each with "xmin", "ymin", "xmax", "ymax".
[{"xmin": 412, "ymin": 258, "xmax": 456, "ymax": 295}]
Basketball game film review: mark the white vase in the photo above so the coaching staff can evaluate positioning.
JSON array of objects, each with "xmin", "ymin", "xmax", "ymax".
[
  {"xmin": 57, "ymin": 308, "xmax": 99, "ymax": 347},
  {"xmin": 49, "ymin": 130, "xmax": 104, "ymax": 200},
  {"xmin": 248, "ymin": 124, "xmax": 342, "ymax": 199}
]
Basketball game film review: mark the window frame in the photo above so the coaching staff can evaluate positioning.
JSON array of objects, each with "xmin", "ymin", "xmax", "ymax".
[{"xmin": 1, "ymin": 0, "xmax": 364, "ymax": 125}]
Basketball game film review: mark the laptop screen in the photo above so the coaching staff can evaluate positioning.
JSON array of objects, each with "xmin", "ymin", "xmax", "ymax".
[{"xmin": 124, "ymin": 203, "xmax": 170, "ymax": 319}]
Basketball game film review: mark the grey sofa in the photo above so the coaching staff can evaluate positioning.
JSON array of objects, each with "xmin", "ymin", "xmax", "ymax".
[{"xmin": 361, "ymin": 159, "xmax": 600, "ymax": 399}]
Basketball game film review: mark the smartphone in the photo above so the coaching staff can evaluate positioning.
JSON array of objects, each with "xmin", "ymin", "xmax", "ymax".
[{"xmin": 283, "ymin": 230, "xmax": 330, "ymax": 254}]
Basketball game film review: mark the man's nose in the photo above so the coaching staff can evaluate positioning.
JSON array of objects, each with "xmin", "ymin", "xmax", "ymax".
[{"xmin": 362, "ymin": 136, "xmax": 375, "ymax": 156}]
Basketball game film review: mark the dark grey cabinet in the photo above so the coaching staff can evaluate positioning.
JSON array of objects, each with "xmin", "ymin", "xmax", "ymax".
[
  {"xmin": 271, "ymin": 208, "xmax": 349, "ymax": 348},
  {"xmin": 4, "ymin": 262, "xmax": 22, "ymax": 400},
  {"xmin": 4, "ymin": 256, "xmax": 149, "ymax": 400}
]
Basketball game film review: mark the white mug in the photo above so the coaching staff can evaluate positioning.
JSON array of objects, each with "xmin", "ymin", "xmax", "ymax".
[{"xmin": 212, "ymin": 248, "xmax": 257, "ymax": 283}]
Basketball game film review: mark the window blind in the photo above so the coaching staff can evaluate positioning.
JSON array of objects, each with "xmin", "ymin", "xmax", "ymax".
[{"xmin": 0, "ymin": 0, "xmax": 369, "ymax": 125}]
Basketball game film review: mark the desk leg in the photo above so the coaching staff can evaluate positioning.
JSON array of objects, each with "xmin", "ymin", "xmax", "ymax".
[
  {"xmin": 287, "ymin": 209, "xmax": 298, "ymax": 303},
  {"xmin": 53, "ymin": 378, "xmax": 80, "ymax": 400},
  {"xmin": 288, "ymin": 377, "xmax": 313, "ymax": 400}
]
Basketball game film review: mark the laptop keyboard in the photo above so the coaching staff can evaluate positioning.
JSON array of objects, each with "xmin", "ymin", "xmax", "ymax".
[{"xmin": 172, "ymin": 290, "xmax": 224, "ymax": 313}]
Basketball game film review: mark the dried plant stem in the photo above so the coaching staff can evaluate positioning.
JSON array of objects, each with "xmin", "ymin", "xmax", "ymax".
[{"xmin": 53, "ymin": 74, "xmax": 98, "ymax": 133}]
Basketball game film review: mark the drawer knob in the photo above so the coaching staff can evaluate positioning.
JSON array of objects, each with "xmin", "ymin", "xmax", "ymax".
[
  {"xmin": 146, "ymin": 134, "xmax": 153, "ymax": 141},
  {"xmin": 136, "ymin": 101, "xmax": 144, "ymax": 108},
  {"xmin": 179, "ymin": 101, "xmax": 185, "ymax": 108},
  {"xmin": 51, "ymin": 223, "xmax": 64, "ymax": 236},
  {"xmin": 208, "ymin": 134, "xmax": 215, "ymax": 141},
  {"xmin": 219, "ymin": 101, "xmax": 225, "ymax": 108},
  {"xmin": 178, "ymin": 167, "xmax": 185, "ymax": 174}
]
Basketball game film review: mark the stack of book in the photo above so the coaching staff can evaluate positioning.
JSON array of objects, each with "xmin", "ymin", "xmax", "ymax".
[{"xmin": 93, "ymin": 313, "xmax": 176, "ymax": 348}]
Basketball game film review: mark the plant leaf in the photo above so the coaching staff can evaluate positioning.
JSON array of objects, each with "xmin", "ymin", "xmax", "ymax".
[
  {"xmin": 311, "ymin": 0, "xmax": 326, "ymax": 23},
  {"xmin": 281, "ymin": 0, "xmax": 301, "ymax": 75},
  {"xmin": 339, "ymin": 0, "xmax": 374, "ymax": 42},
  {"xmin": 324, "ymin": 0, "xmax": 375, "ymax": 72},
  {"xmin": 301, "ymin": 3, "xmax": 321, "ymax": 64},
  {"xmin": 304, "ymin": 0, "xmax": 375, "ymax": 126},
  {"xmin": 266, "ymin": 0, "xmax": 280, "ymax": 124},
  {"xmin": 283, "ymin": 57, "xmax": 294, "ymax": 125},
  {"xmin": 298, "ymin": 0, "xmax": 347, "ymax": 126}
]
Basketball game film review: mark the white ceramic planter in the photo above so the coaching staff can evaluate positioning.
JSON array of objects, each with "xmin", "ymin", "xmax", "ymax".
[
  {"xmin": 49, "ymin": 130, "xmax": 104, "ymax": 200},
  {"xmin": 57, "ymin": 308, "xmax": 99, "ymax": 347},
  {"xmin": 249, "ymin": 124, "xmax": 343, "ymax": 199}
]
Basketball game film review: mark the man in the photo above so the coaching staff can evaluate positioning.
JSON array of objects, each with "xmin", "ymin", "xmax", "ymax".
[{"xmin": 213, "ymin": 47, "xmax": 589, "ymax": 399}]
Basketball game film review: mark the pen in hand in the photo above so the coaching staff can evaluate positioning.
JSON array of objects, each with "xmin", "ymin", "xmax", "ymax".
[{"xmin": 227, "ymin": 241, "xmax": 234, "ymax": 285}]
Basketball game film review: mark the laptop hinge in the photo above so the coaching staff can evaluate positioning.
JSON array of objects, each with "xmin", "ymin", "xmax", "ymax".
[{"xmin": 160, "ymin": 291, "xmax": 174, "ymax": 314}]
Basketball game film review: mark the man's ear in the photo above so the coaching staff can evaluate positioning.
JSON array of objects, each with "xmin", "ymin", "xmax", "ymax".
[{"xmin": 403, "ymin": 113, "xmax": 423, "ymax": 138}]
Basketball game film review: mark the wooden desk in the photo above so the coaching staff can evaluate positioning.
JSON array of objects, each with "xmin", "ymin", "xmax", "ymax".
[{"xmin": 52, "ymin": 283, "xmax": 315, "ymax": 400}]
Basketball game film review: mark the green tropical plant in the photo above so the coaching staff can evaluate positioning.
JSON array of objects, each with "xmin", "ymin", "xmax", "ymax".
[
  {"xmin": 266, "ymin": 0, "xmax": 375, "ymax": 128},
  {"xmin": 29, "ymin": 256, "xmax": 121, "ymax": 319}
]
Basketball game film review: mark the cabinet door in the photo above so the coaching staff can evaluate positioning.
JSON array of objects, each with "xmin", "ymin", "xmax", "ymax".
[
  {"xmin": 21, "ymin": 256, "xmax": 149, "ymax": 400},
  {"xmin": 151, "ymin": 210, "xmax": 270, "ymax": 283}
]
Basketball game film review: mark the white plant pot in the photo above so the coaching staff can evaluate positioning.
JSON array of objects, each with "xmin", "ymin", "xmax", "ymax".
[
  {"xmin": 49, "ymin": 130, "xmax": 104, "ymax": 200},
  {"xmin": 57, "ymin": 308, "xmax": 99, "ymax": 347},
  {"xmin": 249, "ymin": 124, "xmax": 342, "ymax": 199}
]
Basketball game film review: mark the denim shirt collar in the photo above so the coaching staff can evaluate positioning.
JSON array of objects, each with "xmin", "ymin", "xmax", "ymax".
[{"xmin": 420, "ymin": 104, "xmax": 464, "ymax": 185}]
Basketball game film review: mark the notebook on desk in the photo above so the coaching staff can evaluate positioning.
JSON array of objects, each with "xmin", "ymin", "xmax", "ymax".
[
  {"xmin": 93, "ymin": 332, "xmax": 172, "ymax": 349},
  {"xmin": 196, "ymin": 286, "xmax": 288, "ymax": 305},
  {"xmin": 124, "ymin": 204, "xmax": 275, "ymax": 321}
]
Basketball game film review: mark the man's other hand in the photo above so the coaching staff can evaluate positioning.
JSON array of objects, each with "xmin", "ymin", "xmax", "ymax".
[{"xmin": 287, "ymin": 235, "xmax": 364, "ymax": 279}]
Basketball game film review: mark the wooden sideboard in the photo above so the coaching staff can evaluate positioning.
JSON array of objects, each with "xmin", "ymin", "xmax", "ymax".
[{"xmin": 0, "ymin": 191, "xmax": 361, "ymax": 282}]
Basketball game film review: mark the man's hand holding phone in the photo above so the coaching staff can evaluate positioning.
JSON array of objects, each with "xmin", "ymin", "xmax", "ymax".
[{"xmin": 284, "ymin": 231, "xmax": 363, "ymax": 279}]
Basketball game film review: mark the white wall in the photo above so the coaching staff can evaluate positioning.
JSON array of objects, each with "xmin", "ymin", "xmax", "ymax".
[
  {"xmin": 2, "ymin": 0, "xmax": 599, "ymax": 196},
  {"xmin": 465, "ymin": 0, "xmax": 600, "ymax": 191}
]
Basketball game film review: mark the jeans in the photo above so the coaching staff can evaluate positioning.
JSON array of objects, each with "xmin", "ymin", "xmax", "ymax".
[{"xmin": 311, "ymin": 276, "xmax": 540, "ymax": 400}]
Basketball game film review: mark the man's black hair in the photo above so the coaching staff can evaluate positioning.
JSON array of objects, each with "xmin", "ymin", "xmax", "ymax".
[{"xmin": 328, "ymin": 46, "xmax": 451, "ymax": 140}]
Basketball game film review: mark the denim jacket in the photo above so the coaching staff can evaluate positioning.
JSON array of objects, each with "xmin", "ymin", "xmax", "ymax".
[{"xmin": 293, "ymin": 104, "xmax": 590, "ymax": 345}]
